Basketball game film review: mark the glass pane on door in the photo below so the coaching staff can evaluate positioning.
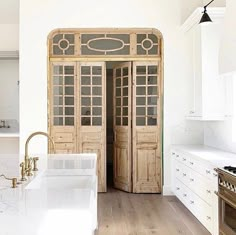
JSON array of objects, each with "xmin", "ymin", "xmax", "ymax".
[
  {"xmin": 52, "ymin": 64, "xmax": 75, "ymax": 126},
  {"xmin": 80, "ymin": 64, "xmax": 103, "ymax": 126},
  {"xmin": 114, "ymin": 65, "xmax": 130, "ymax": 126},
  {"xmin": 135, "ymin": 63, "xmax": 159, "ymax": 126}
]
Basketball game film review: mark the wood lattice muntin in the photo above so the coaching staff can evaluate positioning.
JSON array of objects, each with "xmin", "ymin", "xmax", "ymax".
[{"xmin": 49, "ymin": 29, "xmax": 162, "ymax": 57}]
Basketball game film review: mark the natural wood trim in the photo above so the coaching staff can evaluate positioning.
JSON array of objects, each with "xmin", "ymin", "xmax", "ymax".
[
  {"xmin": 50, "ymin": 57, "xmax": 161, "ymax": 62},
  {"xmin": 48, "ymin": 28, "xmax": 163, "ymax": 39}
]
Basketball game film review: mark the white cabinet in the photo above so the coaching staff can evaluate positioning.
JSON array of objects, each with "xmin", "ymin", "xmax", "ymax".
[
  {"xmin": 183, "ymin": 10, "xmax": 225, "ymax": 120},
  {"xmin": 171, "ymin": 150, "xmax": 218, "ymax": 235}
]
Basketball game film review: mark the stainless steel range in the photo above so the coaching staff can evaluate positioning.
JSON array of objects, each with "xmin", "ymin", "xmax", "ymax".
[{"xmin": 216, "ymin": 166, "xmax": 236, "ymax": 235}]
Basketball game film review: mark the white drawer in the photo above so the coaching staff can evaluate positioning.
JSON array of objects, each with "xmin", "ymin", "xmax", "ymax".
[
  {"xmin": 174, "ymin": 178, "xmax": 182, "ymax": 197},
  {"xmin": 172, "ymin": 151, "xmax": 181, "ymax": 161},
  {"xmin": 188, "ymin": 170, "xmax": 213, "ymax": 205},
  {"xmin": 187, "ymin": 190, "xmax": 213, "ymax": 234},
  {"xmin": 186, "ymin": 155, "xmax": 197, "ymax": 170},
  {"xmin": 197, "ymin": 163, "xmax": 215, "ymax": 180},
  {"xmin": 198, "ymin": 199, "xmax": 213, "ymax": 234},
  {"xmin": 180, "ymin": 164, "xmax": 190, "ymax": 186},
  {"xmin": 174, "ymin": 161, "xmax": 182, "ymax": 180},
  {"xmin": 180, "ymin": 153, "xmax": 189, "ymax": 166}
]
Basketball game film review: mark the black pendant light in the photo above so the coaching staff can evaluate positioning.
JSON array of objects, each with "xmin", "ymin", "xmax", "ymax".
[{"xmin": 199, "ymin": 0, "xmax": 215, "ymax": 24}]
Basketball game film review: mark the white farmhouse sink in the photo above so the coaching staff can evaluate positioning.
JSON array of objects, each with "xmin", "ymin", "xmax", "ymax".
[{"xmin": 25, "ymin": 154, "xmax": 98, "ymax": 235}]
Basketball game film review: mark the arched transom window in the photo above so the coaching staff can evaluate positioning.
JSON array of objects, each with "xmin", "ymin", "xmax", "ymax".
[{"xmin": 48, "ymin": 29, "xmax": 162, "ymax": 58}]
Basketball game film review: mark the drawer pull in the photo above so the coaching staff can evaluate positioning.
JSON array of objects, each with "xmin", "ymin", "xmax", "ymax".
[
  {"xmin": 190, "ymin": 178, "xmax": 194, "ymax": 182},
  {"xmin": 206, "ymin": 170, "xmax": 211, "ymax": 174},
  {"xmin": 183, "ymin": 173, "xmax": 187, "ymax": 177},
  {"xmin": 207, "ymin": 216, "xmax": 211, "ymax": 220},
  {"xmin": 182, "ymin": 158, "xmax": 186, "ymax": 161},
  {"xmin": 206, "ymin": 190, "xmax": 211, "ymax": 194},
  {"xmin": 183, "ymin": 193, "xmax": 187, "ymax": 197},
  {"xmin": 190, "ymin": 200, "xmax": 194, "ymax": 204},
  {"xmin": 176, "ymin": 168, "xmax": 180, "ymax": 172},
  {"xmin": 176, "ymin": 187, "xmax": 180, "ymax": 190}
]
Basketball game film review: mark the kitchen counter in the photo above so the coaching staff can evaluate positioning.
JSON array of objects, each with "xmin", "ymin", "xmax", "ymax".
[
  {"xmin": 172, "ymin": 145, "xmax": 236, "ymax": 167},
  {"xmin": 0, "ymin": 153, "xmax": 97, "ymax": 235}
]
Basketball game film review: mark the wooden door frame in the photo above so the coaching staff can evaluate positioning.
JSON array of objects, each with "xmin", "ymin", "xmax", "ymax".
[{"xmin": 47, "ymin": 28, "xmax": 164, "ymax": 193}]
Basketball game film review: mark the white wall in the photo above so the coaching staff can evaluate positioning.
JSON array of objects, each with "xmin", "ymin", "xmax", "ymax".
[
  {"xmin": 0, "ymin": 60, "xmax": 19, "ymax": 120},
  {"xmin": 0, "ymin": 23, "xmax": 19, "ymax": 154},
  {"xmin": 0, "ymin": 23, "xmax": 19, "ymax": 120},
  {"xmin": 20, "ymin": 0, "xmax": 204, "ymax": 194},
  {"xmin": 0, "ymin": 24, "xmax": 19, "ymax": 50}
]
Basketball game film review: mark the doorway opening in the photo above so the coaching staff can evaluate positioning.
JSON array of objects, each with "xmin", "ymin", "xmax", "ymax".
[{"xmin": 47, "ymin": 28, "xmax": 163, "ymax": 193}]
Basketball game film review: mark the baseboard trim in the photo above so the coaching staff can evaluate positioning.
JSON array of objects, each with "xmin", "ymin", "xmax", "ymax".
[{"xmin": 163, "ymin": 185, "xmax": 174, "ymax": 196}]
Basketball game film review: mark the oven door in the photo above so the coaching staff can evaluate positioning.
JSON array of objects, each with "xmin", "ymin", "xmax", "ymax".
[{"xmin": 218, "ymin": 191, "xmax": 236, "ymax": 235}]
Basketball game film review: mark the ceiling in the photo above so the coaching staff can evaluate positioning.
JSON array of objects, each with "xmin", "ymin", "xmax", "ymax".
[{"xmin": 0, "ymin": 0, "xmax": 19, "ymax": 24}]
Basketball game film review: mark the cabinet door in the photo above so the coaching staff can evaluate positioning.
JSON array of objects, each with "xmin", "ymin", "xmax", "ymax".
[
  {"xmin": 132, "ymin": 61, "xmax": 161, "ymax": 193},
  {"xmin": 113, "ymin": 62, "xmax": 132, "ymax": 192},
  {"xmin": 78, "ymin": 62, "xmax": 106, "ymax": 192},
  {"xmin": 49, "ymin": 62, "xmax": 77, "ymax": 153}
]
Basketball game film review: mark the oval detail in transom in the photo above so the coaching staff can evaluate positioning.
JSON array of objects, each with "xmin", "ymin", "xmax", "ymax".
[{"xmin": 87, "ymin": 37, "xmax": 124, "ymax": 52}]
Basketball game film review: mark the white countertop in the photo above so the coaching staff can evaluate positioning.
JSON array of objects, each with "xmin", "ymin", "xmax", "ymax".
[
  {"xmin": 0, "ymin": 154, "xmax": 97, "ymax": 235},
  {"xmin": 0, "ymin": 133, "xmax": 19, "ymax": 137},
  {"xmin": 172, "ymin": 145, "xmax": 236, "ymax": 167}
]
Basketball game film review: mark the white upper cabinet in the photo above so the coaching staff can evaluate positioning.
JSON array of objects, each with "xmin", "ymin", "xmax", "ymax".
[{"xmin": 182, "ymin": 8, "xmax": 226, "ymax": 120}]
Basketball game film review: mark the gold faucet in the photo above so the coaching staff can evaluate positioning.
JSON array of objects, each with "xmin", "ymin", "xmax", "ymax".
[
  {"xmin": 20, "ymin": 131, "xmax": 55, "ymax": 181},
  {"xmin": 0, "ymin": 174, "xmax": 18, "ymax": 188}
]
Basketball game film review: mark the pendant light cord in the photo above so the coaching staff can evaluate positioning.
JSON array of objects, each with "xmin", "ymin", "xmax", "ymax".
[{"xmin": 205, "ymin": 0, "xmax": 215, "ymax": 8}]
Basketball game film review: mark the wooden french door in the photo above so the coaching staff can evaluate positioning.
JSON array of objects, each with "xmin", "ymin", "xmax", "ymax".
[
  {"xmin": 78, "ymin": 62, "xmax": 106, "ymax": 192},
  {"xmin": 132, "ymin": 61, "xmax": 161, "ymax": 193},
  {"xmin": 113, "ymin": 62, "xmax": 132, "ymax": 192},
  {"xmin": 49, "ymin": 61, "xmax": 106, "ymax": 192},
  {"xmin": 113, "ymin": 61, "xmax": 161, "ymax": 193}
]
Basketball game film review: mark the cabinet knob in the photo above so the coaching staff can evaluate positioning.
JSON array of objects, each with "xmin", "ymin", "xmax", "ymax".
[
  {"xmin": 213, "ymin": 173, "xmax": 218, "ymax": 177},
  {"xmin": 190, "ymin": 162, "xmax": 194, "ymax": 165},
  {"xmin": 206, "ymin": 190, "xmax": 211, "ymax": 194},
  {"xmin": 207, "ymin": 216, "xmax": 211, "ymax": 220},
  {"xmin": 190, "ymin": 178, "xmax": 194, "ymax": 182},
  {"xmin": 176, "ymin": 168, "xmax": 180, "ymax": 172},
  {"xmin": 206, "ymin": 170, "xmax": 211, "ymax": 174},
  {"xmin": 176, "ymin": 155, "xmax": 179, "ymax": 158},
  {"xmin": 176, "ymin": 187, "xmax": 180, "ymax": 190},
  {"xmin": 190, "ymin": 111, "xmax": 195, "ymax": 114},
  {"xmin": 172, "ymin": 152, "xmax": 175, "ymax": 155},
  {"xmin": 190, "ymin": 200, "xmax": 194, "ymax": 204},
  {"xmin": 183, "ymin": 173, "xmax": 187, "ymax": 177},
  {"xmin": 182, "ymin": 158, "xmax": 186, "ymax": 161},
  {"xmin": 183, "ymin": 193, "xmax": 187, "ymax": 197}
]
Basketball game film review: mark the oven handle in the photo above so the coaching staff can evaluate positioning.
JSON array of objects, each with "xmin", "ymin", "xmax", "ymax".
[{"xmin": 215, "ymin": 191, "xmax": 236, "ymax": 209}]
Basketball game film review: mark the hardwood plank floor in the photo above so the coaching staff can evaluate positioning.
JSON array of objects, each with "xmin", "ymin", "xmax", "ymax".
[{"xmin": 96, "ymin": 188, "xmax": 211, "ymax": 235}]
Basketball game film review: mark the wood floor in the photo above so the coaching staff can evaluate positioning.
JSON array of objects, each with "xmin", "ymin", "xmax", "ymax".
[{"xmin": 96, "ymin": 188, "xmax": 211, "ymax": 235}]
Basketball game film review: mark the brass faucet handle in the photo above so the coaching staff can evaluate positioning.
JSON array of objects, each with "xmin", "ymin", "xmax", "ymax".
[
  {"xmin": 26, "ymin": 158, "xmax": 33, "ymax": 176},
  {"xmin": 0, "ymin": 174, "xmax": 18, "ymax": 188},
  {"xmin": 33, "ymin": 157, "xmax": 39, "ymax": 171},
  {"xmin": 20, "ymin": 162, "xmax": 27, "ymax": 181},
  {"xmin": 12, "ymin": 178, "xmax": 17, "ymax": 188}
]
